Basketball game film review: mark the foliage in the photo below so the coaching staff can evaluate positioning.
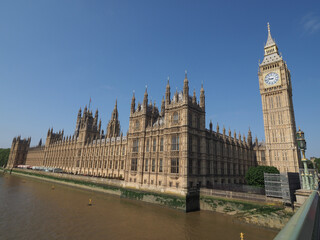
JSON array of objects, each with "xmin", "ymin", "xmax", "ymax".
[
  {"xmin": 307, "ymin": 161, "xmax": 314, "ymax": 169},
  {"xmin": 0, "ymin": 148, "xmax": 10, "ymax": 167},
  {"xmin": 313, "ymin": 158, "xmax": 320, "ymax": 172},
  {"xmin": 245, "ymin": 166, "xmax": 279, "ymax": 187}
]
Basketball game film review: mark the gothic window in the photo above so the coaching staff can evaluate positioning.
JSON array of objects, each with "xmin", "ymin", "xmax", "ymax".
[
  {"xmin": 171, "ymin": 158, "xmax": 179, "ymax": 174},
  {"xmin": 173, "ymin": 112, "xmax": 179, "ymax": 124},
  {"xmin": 197, "ymin": 160, "xmax": 201, "ymax": 174},
  {"xmin": 171, "ymin": 135, "xmax": 179, "ymax": 151},
  {"xmin": 159, "ymin": 158, "xmax": 163, "ymax": 172},
  {"xmin": 221, "ymin": 163, "xmax": 224, "ymax": 176},
  {"xmin": 76, "ymin": 160, "xmax": 80, "ymax": 167},
  {"xmin": 153, "ymin": 139, "xmax": 156, "ymax": 152},
  {"xmin": 132, "ymin": 139, "xmax": 139, "ymax": 152},
  {"xmin": 115, "ymin": 161, "xmax": 118, "ymax": 169},
  {"xmin": 197, "ymin": 116, "xmax": 200, "ymax": 128},
  {"xmin": 152, "ymin": 159, "xmax": 155, "ymax": 172},
  {"xmin": 122, "ymin": 146, "xmax": 125, "ymax": 155},
  {"xmin": 197, "ymin": 137, "xmax": 200, "ymax": 153},
  {"xmin": 131, "ymin": 158, "xmax": 137, "ymax": 171},
  {"xmin": 160, "ymin": 138, "xmax": 164, "ymax": 151},
  {"xmin": 145, "ymin": 159, "xmax": 149, "ymax": 172},
  {"xmin": 146, "ymin": 139, "xmax": 150, "ymax": 152},
  {"xmin": 121, "ymin": 160, "xmax": 124, "ymax": 169},
  {"xmin": 135, "ymin": 120, "xmax": 140, "ymax": 130}
]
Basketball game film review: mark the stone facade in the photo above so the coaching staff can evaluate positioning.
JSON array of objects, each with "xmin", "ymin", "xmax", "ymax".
[
  {"xmin": 257, "ymin": 23, "xmax": 301, "ymax": 172},
  {"xmin": 6, "ymin": 75, "xmax": 256, "ymax": 195},
  {"xmin": 6, "ymin": 24, "xmax": 301, "ymax": 195}
]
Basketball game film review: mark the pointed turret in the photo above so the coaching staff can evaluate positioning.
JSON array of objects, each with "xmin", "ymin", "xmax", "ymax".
[
  {"xmin": 165, "ymin": 77, "xmax": 171, "ymax": 106},
  {"xmin": 93, "ymin": 109, "xmax": 98, "ymax": 126},
  {"xmin": 183, "ymin": 70, "xmax": 189, "ymax": 102},
  {"xmin": 98, "ymin": 119, "xmax": 101, "ymax": 132},
  {"xmin": 192, "ymin": 89, "xmax": 196, "ymax": 104},
  {"xmin": 247, "ymin": 128, "xmax": 252, "ymax": 146},
  {"xmin": 161, "ymin": 96, "xmax": 165, "ymax": 116},
  {"xmin": 216, "ymin": 122, "xmax": 220, "ymax": 134},
  {"xmin": 131, "ymin": 91, "xmax": 135, "ymax": 114},
  {"xmin": 143, "ymin": 86, "xmax": 148, "ymax": 110},
  {"xmin": 209, "ymin": 120, "xmax": 213, "ymax": 132},
  {"xmin": 200, "ymin": 83, "xmax": 205, "ymax": 110}
]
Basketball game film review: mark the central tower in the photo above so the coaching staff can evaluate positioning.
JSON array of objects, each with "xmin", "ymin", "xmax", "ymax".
[{"xmin": 258, "ymin": 23, "xmax": 300, "ymax": 172}]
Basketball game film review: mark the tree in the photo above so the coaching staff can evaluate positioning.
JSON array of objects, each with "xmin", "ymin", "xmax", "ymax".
[
  {"xmin": 245, "ymin": 166, "xmax": 280, "ymax": 187},
  {"xmin": 0, "ymin": 148, "xmax": 10, "ymax": 167},
  {"xmin": 314, "ymin": 158, "xmax": 320, "ymax": 172}
]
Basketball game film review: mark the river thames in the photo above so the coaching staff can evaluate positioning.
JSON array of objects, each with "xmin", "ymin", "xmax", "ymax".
[{"xmin": 0, "ymin": 173, "xmax": 278, "ymax": 240}]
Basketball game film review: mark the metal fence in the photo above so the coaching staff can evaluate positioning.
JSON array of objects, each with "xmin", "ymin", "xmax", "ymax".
[{"xmin": 264, "ymin": 172, "xmax": 301, "ymax": 203}]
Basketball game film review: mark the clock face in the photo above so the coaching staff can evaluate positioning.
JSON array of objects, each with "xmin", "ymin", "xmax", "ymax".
[{"xmin": 264, "ymin": 72, "xmax": 279, "ymax": 85}]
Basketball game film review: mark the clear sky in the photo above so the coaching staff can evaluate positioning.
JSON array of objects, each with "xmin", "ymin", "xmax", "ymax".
[{"xmin": 0, "ymin": 0, "xmax": 319, "ymax": 158}]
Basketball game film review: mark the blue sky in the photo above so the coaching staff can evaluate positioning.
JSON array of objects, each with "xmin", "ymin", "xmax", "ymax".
[{"xmin": 0, "ymin": 0, "xmax": 319, "ymax": 157}]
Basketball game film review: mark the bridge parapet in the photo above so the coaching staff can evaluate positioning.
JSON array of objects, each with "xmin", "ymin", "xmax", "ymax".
[{"xmin": 274, "ymin": 191, "xmax": 320, "ymax": 240}]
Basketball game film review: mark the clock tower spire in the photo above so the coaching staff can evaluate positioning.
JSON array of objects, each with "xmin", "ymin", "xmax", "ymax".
[{"xmin": 258, "ymin": 23, "xmax": 301, "ymax": 173}]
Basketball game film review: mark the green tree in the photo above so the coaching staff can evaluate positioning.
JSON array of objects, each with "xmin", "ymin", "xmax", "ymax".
[
  {"xmin": 0, "ymin": 148, "xmax": 10, "ymax": 167},
  {"xmin": 245, "ymin": 166, "xmax": 280, "ymax": 187},
  {"xmin": 314, "ymin": 158, "xmax": 320, "ymax": 172}
]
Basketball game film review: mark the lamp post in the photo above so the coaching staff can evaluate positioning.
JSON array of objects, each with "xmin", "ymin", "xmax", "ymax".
[{"xmin": 296, "ymin": 128, "xmax": 310, "ymax": 190}]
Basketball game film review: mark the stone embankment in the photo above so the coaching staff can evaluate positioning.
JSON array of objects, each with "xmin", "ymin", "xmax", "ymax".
[{"xmin": 200, "ymin": 195, "xmax": 294, "ymax": 230}]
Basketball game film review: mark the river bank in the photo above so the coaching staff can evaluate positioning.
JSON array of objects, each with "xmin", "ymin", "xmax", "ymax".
[
  {"xmin": 0, "ymin": 167, "xmax": 291, "ymax": 230},
  {"xmin": 200, "ymin": 195, "xmax": 294, "ymax": 230}
]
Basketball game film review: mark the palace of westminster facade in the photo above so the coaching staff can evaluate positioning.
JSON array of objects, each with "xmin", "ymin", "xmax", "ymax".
[{"xmin": 7, "ymin": 24, "xmax": 301, "ymax": 194}]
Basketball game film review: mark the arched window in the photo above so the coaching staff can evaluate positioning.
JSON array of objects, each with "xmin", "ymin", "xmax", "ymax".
[{"xmin": 173, "ymin": 112, "xmax": 179, "ymax": 124}]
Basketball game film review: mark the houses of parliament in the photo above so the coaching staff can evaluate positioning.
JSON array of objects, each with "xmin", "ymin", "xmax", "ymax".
[{"xmin": 6, "ymin": 24, "xmax": 301, "ymax": 195}]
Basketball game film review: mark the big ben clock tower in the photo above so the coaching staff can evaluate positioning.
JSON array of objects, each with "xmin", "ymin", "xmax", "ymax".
[{"xmin": 258, "ymin": 23, "xmax": 301, "ymax": 172}]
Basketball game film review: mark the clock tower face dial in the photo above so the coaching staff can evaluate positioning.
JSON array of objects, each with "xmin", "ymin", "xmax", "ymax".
[{"xmin": 264, "ymin": 72, "xmax": 279, "ymax": 86}]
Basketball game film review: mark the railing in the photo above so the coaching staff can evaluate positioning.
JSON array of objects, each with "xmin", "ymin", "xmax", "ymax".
[{"xmin": 274, "ymin": 191, "xmax": 320, "ymax": 240}]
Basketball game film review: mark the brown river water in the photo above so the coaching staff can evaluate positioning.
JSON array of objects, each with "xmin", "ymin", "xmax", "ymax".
[{"xmin": 0, "ymin": 173, "xmax": 278, "ymax": 240}]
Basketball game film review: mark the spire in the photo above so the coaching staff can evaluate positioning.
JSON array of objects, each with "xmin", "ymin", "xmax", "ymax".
[
  {"xmin": 165, "ymin": 77, "xmax": 171, "ymax": 105},
  {"xmin": 261, "ymin": 22, "xmax": 281, "ymax": 65},
  {"xmin": 98, "ymin": 119, "xmax": 101, "ymax": 132},
  {"xmin": 216, "ymin": 122, "xmax": 219, "ymax": 133},
  {"xmin": 192, "ymin": 89, "xmax": 196, "ymax": 104},
  {"xmin": 265, "ymin": 22, "xmax": 276, "ymax": 48},
  {"xmin": 131, "ymin": 90, "xmax": 135, "ymax": 114},
  {"xmin": 183, "ymin": 70, "xmax": 189, "ymax": 102},
  {"xmin": 200, "ymin": 82, "xmax": 205, "ymax": 110},
  {"xmin": 112, "ymin": 100, "xmax": 118, "ymax": 120},
  {"xmin": 209, "ymin": 120, "xmax": 213, "ymax": 132},
  {"xmin": 143, "ymin": 86, "xmax": 148, "ymax": 109},
  {"xmin": 161, "ymin": 96, "xmax": 165, "ymax": 116}
]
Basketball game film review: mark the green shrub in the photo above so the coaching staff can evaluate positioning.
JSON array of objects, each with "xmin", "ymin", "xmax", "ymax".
[
  {"xmin": 245, "ymin": 166, "xmax": 279, "ymax": 187},
  {"xmin": 0, "ymin": 148, "xmax": 10, "ymax": 167}
]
